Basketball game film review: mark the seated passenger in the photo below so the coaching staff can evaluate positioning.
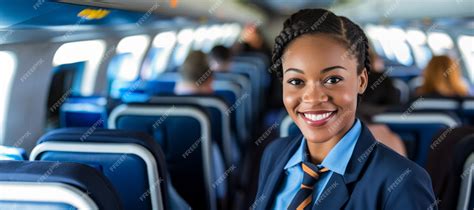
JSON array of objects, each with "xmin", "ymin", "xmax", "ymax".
[
  {"xmin": 233, "ymin": 24, "xmax": 272, "ymax": 57},
  {"xmin": 417, "ymin": 55, "xmax": 469, "ymax": 97},
  {"xmin": 173, "ymin": 50, "xmax": 230, "ymax": 204},
  {"xmin": 174, "ymin": 51, "xmax": 214, "ymax": 95},
  {"xmin": 208, "ymin": 45, "xmax": 232, "ymax": 72}
]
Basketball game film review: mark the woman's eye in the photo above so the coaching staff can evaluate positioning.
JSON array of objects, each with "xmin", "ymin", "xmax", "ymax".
[
  {"xmin": 287, "ymin": 79, "xmax": 304, "ymax": 86},
  {"xmin": 325, "ymin": 77, "xmax": 342, "ymax": 84}
]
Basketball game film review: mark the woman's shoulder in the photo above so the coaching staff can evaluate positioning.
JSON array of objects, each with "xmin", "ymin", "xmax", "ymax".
[
  {"xmin": 364, "ymin": 140, "xmax": 436, "ymax": 208},
  {"xmin": 370, "ymin": 141, "xmax": 431, "ymax": 181}
]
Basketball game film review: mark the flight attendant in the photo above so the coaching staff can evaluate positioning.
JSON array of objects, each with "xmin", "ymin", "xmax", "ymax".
[{"xmin": 254, "ymin": 8, "xmax": 437, "ymax": 210}]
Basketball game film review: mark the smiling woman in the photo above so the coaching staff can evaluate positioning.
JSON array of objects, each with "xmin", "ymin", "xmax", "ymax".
[{"xmin": 254, "ymin": 8, "xmax": 437, "ymax": 210}]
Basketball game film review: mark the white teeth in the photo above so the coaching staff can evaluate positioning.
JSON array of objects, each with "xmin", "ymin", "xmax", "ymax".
[{"xmin": 303, "ymin": 112, "xmax": 332, "ymax": 121}]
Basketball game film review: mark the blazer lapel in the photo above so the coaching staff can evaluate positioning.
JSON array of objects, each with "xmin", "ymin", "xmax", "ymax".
[
  {"xmin": 313, "ymin": 173, "xmax": 349, "ymax": 210},
  {"xmin": 312, "ymin": 123, "xmax": 378, "ymax": 210},
  {"xmin": 258, "ymin": 134, "xmax": 303, "ymax": 210}
]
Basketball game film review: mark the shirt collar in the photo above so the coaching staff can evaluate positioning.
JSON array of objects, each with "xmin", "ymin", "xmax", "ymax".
[{"xmin": 284, "ymin": 119, "xmax": 362, "ymax": 175}]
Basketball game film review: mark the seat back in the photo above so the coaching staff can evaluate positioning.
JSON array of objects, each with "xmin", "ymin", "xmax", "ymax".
[
  {"xmin": 408, "ymin": 98, "xmax": 460, "ymax": 113},
  {"xmin": 373, "ymin": 112, "xmax": 460, "ymax": 165},
  {"xmin": 0, "ymin": 161, "xmax": 122, "ymax": 210},
  {"xmin": 213, "ymin": 81, "xmax": 249, "ymax": 141},
  {"xmin": 108, "ymin": 104, "xmax": 216, "ymax": 210},
  {"xmin": 59, "ymin": 96, "xmax": 108, "ymax": 128},
  {"xmin": 462, "ymin": 100, "xmax": 474, "ymax": 124},
  {"xmin": 148, "ymin": 95, "xmax": 236, "ymax": 166},
  {"xmin": 230, "ymin": 61, "xmax": 263, "ymax": 113},
  {"xmin": 426, "ymin": 127, "xmax": 474, "ymax": 210},
  {"xmin": 458, "ymin": 153, "xmax": 474, "ymax": 210},
  {"xmin": 214, "ymin": 72, "xmax": 253, "ymax": 126},
  {"xmin": 279, "ymin": 115, "xmax": 301, "ymax": 138},
  {"xmin": 391, "ymin": 78, "xmax": 410, "ymax": 104},
  {"xmin": 0, "ymin": 145, "xmax": 27, "ymax": 160},
  {"xmin": 29, "ymin": 128, "xmax": 167, "ymax": 210}
]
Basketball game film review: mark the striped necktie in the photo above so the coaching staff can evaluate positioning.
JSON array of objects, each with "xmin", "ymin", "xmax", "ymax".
[{"xmin": 287, "ymin": 161, "xmax": 329, "ymax": 210}]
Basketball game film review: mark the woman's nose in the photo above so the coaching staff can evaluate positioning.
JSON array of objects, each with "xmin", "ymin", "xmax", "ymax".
[{"xmin": 302, "ymin": 82, "xmax": 329, "ymax": 103}]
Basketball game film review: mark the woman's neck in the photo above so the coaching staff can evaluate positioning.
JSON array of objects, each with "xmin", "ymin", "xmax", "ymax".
[
  {"xmin": 306, "ymin": 139, "xmax": 340, "ymax": 164},
  {"xmin": 305, "ymin": 118, "xmax": 356, "ymax": 164}
]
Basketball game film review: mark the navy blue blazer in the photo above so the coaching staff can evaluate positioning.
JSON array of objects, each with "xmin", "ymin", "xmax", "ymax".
[{"xmin": 254, "ymin": 124, "xmax": 437, "ymax": 210}]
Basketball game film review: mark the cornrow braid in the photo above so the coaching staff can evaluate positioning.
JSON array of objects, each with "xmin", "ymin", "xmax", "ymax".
[{"xmin": 270, "ymin": 8, "xmax": 371, "ymax": 80}]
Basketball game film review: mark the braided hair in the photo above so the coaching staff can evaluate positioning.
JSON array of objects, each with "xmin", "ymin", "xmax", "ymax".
[{"xmin": 270, "ymin": 9, "xmax": 371, "ymax": 80}]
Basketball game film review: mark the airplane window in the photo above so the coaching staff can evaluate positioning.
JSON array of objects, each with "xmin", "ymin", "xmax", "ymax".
[
  {"xmin": 116, "ymin": 35, "xmax": 151, "ymax": 81},
  {"xmin": 0, "ymin": 51, "xmax": 16, "ymax": 143},
  {"xmin": 143, "ymin": 31, "xmax": 177, "ymax": 78},
  {"xmin": 217, "ymin": 24, "xmax": 230, "ymax": 45},
  {"xmin": 193, "ymin": 26, "xmax": 210, "ymax": 52},
  {"xmin": 222, "ymin": 24, "xmax": 235, "ymax": 47},
  {"xmin": 458, "ymin": 35, "xmax": 474, "ymax": 82},
  {"xmin": 365, "ymin": 25, "xmax": 386, "ymax": 58},
  {"xmin": 53, "ymin": 40, "xmax": 106, "ymax": 96},
  {"xmin": 374, "ymin": 27, "xmax": 397, "ymax": 61},
  {"xmin": 406, "ymin": 29, "xmax": 432, "ymax": 69},
  {"xmin": 387, "ymin": 27, "xmax": 413, "ymax": 66},
  {"xmin": 427, "ymin": 32, "xmax": 454, "ymax": 55},
  {"xmin": 172, "ymin": 28, "xmax": 195, "ymax": 68},
  {"xmin": 223, "ymin": 23, "xmax": 241, "ymax": 47},
  {"xmin": 205, "ymin": 25, "xmax": 224, "ymax": 52}
]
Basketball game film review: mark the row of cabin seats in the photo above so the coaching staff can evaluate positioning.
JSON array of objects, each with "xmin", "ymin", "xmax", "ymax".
[
  {"xmin": 55, "ymin": 95, "xmax": 238, "ymax": 210},
  {"xmin": 0, "ymin": 129, "xmax": 189, "ymax": 210},
  {"xmin": 61, "ymin": 52, "xmax": 270, "ymax": 145},
  {"xmin": 43, "ymin": 52, "xmax": 271, "ymax": 210}
]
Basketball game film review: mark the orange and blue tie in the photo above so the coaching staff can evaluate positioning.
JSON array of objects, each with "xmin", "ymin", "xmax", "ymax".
[{"xmin": 287, "ymin": 162, "xmax": 329, "ymax": 210}]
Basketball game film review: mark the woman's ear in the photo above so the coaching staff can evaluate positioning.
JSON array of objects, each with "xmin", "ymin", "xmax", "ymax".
[{"xmin": 358, "ymin": 68, "xmax": 368, "ymax": 94}]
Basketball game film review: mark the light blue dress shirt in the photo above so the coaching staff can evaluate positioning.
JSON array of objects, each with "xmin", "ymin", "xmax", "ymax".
[{"xmin": 272, "ymin": 119, "xmax": 362, "ymax": 209}]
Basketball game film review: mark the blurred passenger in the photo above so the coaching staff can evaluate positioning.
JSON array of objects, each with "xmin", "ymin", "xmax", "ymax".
[
  {"xmin": 234, "ymin": 24, "xmax": 272, "ymax": 57},
  {"xmin": 208, "ymin": 45, "xmax": 232, "ymax": 72},
  {"xmin": 361, "ymin": 46, "xmax": 400, "ymax": 107},
  {"xmin": 366, "ymin": 121, "xmax": 407, "ymax": 157},
  {"xmin": 174, "ymin": 51, "xmax": 229, "ymax": 205},
  {"xmin": 174, "ymin": 51, "xmax": 213, "ymax": 95},
  {"xmin": 417, "ymin": 55, "xmax": 469, "ymax": 97}
]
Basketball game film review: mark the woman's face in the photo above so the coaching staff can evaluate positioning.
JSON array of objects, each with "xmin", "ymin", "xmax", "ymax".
[{"xmin": 282, "ymin": 34, "xmax": 368, "ymax": 144}]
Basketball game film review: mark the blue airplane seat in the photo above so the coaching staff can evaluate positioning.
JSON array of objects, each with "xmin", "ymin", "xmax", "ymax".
[
  {"xmin": 151, "ymin": 72, "xmax": 249, "ymax": 142},
  {"xmin": 373, "ymin": 112, "xmax": 461, "ymax": 166},
  {"xmin": 145, "ymin": 80, "xmax": 176, "ymax": 95},
  {"xmin": 0, "ymin": 145, "xmax": 27, "ymax": 160},
  {"xmin": 235, "ymin": 53, "xmax": 271, "ymax": 89},
  {"xmin": 148, "ymin": 94, "xmax": 240, "ymax": 167},
  {"xmin": 279, "ymin": 115, "xmax": 301, "ymax": 138},
  {"xmin": 29, "ymin": 128, "xmax": 172, "ymax": 210},
  {"xmin": 108, "ymin": 103, "xmax": 223, "ymax": 210},
  {"xmin": 462, "ymin": 99, "xmax": 474, "ymax": 124},
  {"xmin": 230, "ymin": 61, "xmax": 263, "ymax": 112},
  {"xmin": 59, "ymin": 96, "xmax": 108, "ymax": 128},
  {"xmin": 0, "ymin": 160, "xmax": 122, "ymax": 210}
]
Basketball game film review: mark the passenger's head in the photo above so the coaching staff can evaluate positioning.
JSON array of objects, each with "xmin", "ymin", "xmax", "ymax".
[
  {"xmin": 270, "ymin": 8, "xmax": 369, "ymax": 144},
  {"xmin": 209, "ymin": 45, "xmax": 232, "ymax": 72},
  {"xmin": 179, "ymin": 50, "xmax": 213, "ymax": 87},
  {"xmin": 419, "ymin": 55, "xmax": 468, "ymax": 97},
  {"xmin": 241, "ymin": 24, "xmax": 265, "ymax": 49}
]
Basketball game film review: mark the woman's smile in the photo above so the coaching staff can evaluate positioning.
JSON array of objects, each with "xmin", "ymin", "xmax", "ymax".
[{"xmin": 298, "ymin": 110, "xmax": 337, "ymax": 127}]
